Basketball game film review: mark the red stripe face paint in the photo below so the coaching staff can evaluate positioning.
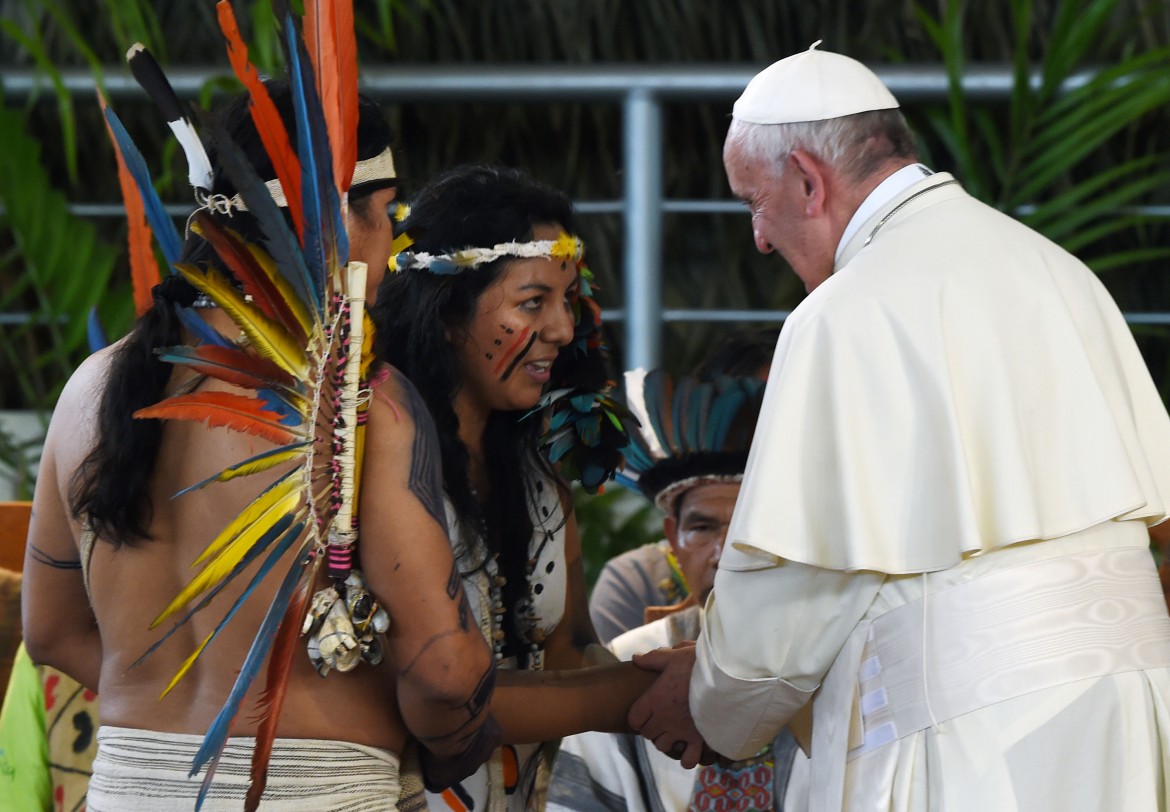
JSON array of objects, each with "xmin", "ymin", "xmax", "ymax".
[{"xmin": 493, "ymin": 326, "xmax": 534, "ymax": 377}]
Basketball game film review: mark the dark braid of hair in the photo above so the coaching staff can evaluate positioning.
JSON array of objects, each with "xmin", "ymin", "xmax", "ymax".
[
  {"xmin": 373, "ymin": 164, "xmax": 575, "ymax": 665},
  {"xmin": 71, "ymin": 81, "xmax": 394, "ymax": 546}
]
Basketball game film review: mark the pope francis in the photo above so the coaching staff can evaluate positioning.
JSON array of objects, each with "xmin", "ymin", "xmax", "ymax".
[{"xmin": 629, "ymin": 42, "xmax": 1170, "ymax": 812}]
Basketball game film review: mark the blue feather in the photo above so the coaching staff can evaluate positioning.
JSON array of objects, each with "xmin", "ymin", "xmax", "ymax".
[
  {"xmin": 581, "ymin": 462, "xmax": 606, "ymax": 492},
  {"xmin": 614, "ymin": 470, "xmax": 640, "ymax": 490},
  {"xmin": 621, "ymin": 442, "xmax": 655, "ymax": 471},
  {"xmin": 102, "ymin": 106, "xmax": 183, "ymax": 265},
  {"xmin": 576, "ymin": 412, "xmax": 602, "ymax": 447},
  {"xmin": 547, "ymin": 429, "xmax": 576, "ymax": 463},
  {"xmin": 191, "ymin": 521, "xmax": 309, "ymax": 808},
  {"xmin": 548, "ymin": 408, "xmax": 574, "ymax": 432},
  {"xmin": 86, "ymin": 307, "xmax": 108, "ymax": 353},
  {"xmin": 174, "ymin": 305, "xmax": 232, "ymax": 348},
  {"xmin": 706, "ymin": 384, "xmax": 749, "ymax": 451},
  {"xmin": 687, "ymin": 381, "xmax": 711, "ymax": 451},
  {"xmin": 290, "ymin": 20, "xmax": 346, "ymax": 268},
  {"xmin": 284, "ymin": 17, "xmax": 333, "ymax": 292},
  {"xmin": 671, "ymin": 376, "xmax": 693, "ymax": 452},
  {"xmin": 256, "ymin": 387, "xmax": 302, "ymax": 426},
  {"xmin": 570, "ymin": 392, "xmax": 597, "ymax": 413}
]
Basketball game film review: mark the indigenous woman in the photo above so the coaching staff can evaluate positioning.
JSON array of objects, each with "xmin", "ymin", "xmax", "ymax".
[
  {"xmin": 23, "ymin": 85, "xmax": 497, "ymax": 809},
  {"xmin": 375, "ymin": 164, "xmax": 661, "ymax": 810}
]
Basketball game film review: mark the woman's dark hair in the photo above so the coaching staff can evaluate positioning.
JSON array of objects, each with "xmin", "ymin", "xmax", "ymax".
[
  {"xmin": 373, "ymin": 164, "xmax": 575, "ymax": 664},
  {"xmin": 71, "ymin": 81, "xmax": 394, "ymax": 546}
]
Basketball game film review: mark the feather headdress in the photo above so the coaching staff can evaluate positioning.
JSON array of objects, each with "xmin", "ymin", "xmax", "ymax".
[
  {"xmin": 103, "ymin": 2, "xmax": 391, "ymax": 809},
  {"xmin": 619, "ymin": 369, "xmax": 766, "ymax": 512}
]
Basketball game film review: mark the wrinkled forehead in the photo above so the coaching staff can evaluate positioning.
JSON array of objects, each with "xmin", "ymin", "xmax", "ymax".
[{"xmin": 676, "ymin": 480, "xmax": 743, "ymax": 518}]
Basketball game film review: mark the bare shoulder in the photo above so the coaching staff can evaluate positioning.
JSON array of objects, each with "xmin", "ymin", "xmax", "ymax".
[
  {"xmin": 367, "ymin": 363, "xmax": 437, "ymax": 442},
  {"xmin": 45, "ymin": 340, "xmax": 125, "ymax": 474}
]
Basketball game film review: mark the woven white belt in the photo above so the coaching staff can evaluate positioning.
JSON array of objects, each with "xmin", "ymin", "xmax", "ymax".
[{"xmin": 849, "ymin": 545, "xmax": 1170, "ymax": 758}]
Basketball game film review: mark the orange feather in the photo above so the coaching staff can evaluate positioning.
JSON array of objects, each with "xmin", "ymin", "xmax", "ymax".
[
  {"xmin": 98, "ymin": 90, "xmax": 160, "ymax": 316},
  {"xmin": 135, "ymin": 392, "xmax": 304, "ymax": 446},
  {"xmin": 304, "ymin": 0, "xmax": 357, "ymax": 195},
  {"xmin": 216, "ymin": 0, "xmax": 305, "ymax": 241}
]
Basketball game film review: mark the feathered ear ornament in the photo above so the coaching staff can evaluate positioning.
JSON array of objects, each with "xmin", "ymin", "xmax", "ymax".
[
  {"xmin": 107, "ymin": 2, "xmax": 389, "ymax": 809},
  {"xmin": 525, "ymin": 257, "xmax": 634, "ymax": 493}
]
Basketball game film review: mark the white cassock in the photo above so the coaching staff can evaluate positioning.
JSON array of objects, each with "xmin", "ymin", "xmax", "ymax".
[{"xmin": 691, "ymin": 169, "xmax": 1170, "ymax": 812}]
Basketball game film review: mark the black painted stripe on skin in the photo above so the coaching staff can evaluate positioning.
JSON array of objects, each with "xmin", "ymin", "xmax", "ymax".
[{"xmin": 499, "ymin": 332, "xmax": 537, "ymax": 381}]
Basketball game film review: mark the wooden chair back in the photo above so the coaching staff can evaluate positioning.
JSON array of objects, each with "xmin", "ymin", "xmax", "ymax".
[{"xmin": 0, "ymin": 501, "xmax": 32, "ymax": 573}]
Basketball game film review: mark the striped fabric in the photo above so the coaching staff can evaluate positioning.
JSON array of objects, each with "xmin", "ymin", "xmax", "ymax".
[{"xmin": 87, "ymin": 726, "xmax": 400, "ymax": 811}]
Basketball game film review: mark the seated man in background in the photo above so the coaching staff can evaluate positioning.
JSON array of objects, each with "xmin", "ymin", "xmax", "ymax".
[
  {"xmin": 548, "ymin": 368, "xmax": 809, "ymax": 812},
  {"xmin": 587, "ymin": 328, "xmax": 778, "ymax": 644}
]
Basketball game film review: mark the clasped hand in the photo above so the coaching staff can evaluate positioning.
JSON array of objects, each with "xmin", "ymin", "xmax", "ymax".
[{"xmin": 627, "ymin": 641, "xmax": 717, "ymax": 768}]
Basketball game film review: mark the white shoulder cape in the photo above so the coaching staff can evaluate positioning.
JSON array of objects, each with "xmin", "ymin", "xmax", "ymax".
[{"xmin": 729, "ymin": 174, "xmax": 1170, "ymax": 573}]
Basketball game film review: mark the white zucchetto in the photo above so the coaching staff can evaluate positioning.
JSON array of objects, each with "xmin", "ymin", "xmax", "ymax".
[{"xmin": 733, "ymin": 41, "xmax": 899, "ymax": 125}]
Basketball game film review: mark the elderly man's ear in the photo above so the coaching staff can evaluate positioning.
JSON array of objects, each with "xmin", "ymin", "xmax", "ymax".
[{"xmin": 788, "ymin": 149, "xmax": 828, "ymax": 215}]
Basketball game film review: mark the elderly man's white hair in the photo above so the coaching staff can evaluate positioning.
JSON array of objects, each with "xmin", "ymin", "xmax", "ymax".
[
  {"xmin": 724, "ymin": 110, "xmax": 918, "ymax": 183},
  {"xmin": 726, "ymin": 42, "xmax": 918, "ymax": 181}
]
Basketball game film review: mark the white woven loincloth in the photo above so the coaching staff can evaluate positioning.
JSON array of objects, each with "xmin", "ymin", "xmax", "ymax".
[{"xmin": 87, "ymin": 726, "xmax": 400, "ymax": 811}]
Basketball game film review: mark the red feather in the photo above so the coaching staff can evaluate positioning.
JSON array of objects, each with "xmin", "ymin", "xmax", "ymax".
[
  {"xmin": 163, "ymin": 345, "xmax": 299, "ymax": 393},
  {"xmin": 135, "ymin": 392, "xmax": 302, "ymax": 445},
  {"xmin": 216, "ymin": 0, "xmax": 305, "ymax": 241},
  {"xmin": 98, "ymin": 90, "xmax": 160, "ymax": 316},
  {"xmin": 244, "ymin": 565, "xmax": 316, "ymax": 812},
  {"xmin": 191, "ymin": 211, "xmax": 308, "ymax": 342},
  {"xmin": 304, "ymin": 0, "xmax": 357, "ymax": 195}
]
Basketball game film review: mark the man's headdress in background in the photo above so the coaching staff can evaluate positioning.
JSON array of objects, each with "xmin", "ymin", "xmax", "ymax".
[{"xmin": 619, "ymin": 369, "xmax": 765, "ymax": 513}]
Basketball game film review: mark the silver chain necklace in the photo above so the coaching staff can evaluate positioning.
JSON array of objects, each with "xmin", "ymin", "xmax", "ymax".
[{"xmin": 863, "ymin": 179, "xmax": 958, "ymax": 248}]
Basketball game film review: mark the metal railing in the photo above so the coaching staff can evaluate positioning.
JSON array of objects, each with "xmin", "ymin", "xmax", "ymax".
[{"xmin": 4, "ymin": 64, "xmax": 1168, "ymax": 367}]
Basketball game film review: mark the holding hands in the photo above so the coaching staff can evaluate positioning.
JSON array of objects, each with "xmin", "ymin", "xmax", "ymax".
[{"xmin": 628, "ymin": 641, "xmax": 717, "ymax": 768}]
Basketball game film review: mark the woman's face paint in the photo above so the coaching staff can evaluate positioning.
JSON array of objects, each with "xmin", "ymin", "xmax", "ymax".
[{"xmin": 452, "ymin": 222, "xmax": 579, "ymax": 420}]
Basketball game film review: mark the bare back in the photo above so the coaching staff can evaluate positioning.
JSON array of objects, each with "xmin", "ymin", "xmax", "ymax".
[{"xmin": 23, "ymin": 326, "xmax": 495, "ymax": 759}]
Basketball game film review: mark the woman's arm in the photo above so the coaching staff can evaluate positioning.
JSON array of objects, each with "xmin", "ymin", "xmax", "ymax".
[
  {"xmin": 361, "ymin": 369, "xmax": 499, "ymax": 765},
  {"xmin": 494, "ymin": 660, "xmax": 657, "ymax": 744}
]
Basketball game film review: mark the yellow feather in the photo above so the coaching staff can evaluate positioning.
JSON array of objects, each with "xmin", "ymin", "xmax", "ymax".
[
  {"xmin": 360, "ymin": 312, "xmax": 376, "ymax": 377},
  {"xmin": 149, "ymin": 481, "xmax": 304, "ymax": 629},
  {"xmin": 352, "ymin": 419, "xmax": 366, "ymax": 517},
  {"xmin": 211, "ymin": 447, "xmax": 308, "ymax": 486},
  {"xmin": 193, "ymin": 476, "xmax": 303, "ymax": 568},
  {"xmin": 551, "ymin": 232, "xmax": 584, "ymax": 262},
  {"xmin": 246, "ymin": 243, "xmax": 317, "ymax": 338},
  {"xmin": 389, "ymin": 229, "xmax": 414, "ymax": 256},
  {"xmin": 177, "ymin": 265, "xmax": 309, "ymax": 379},
  {"xmin": 159, "ymin": 630, "xmax": 214, "ymax": 699}
]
